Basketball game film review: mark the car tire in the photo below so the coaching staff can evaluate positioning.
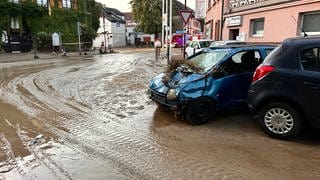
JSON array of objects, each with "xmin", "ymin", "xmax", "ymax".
[
  {"xmin": 257, "ymin": 102, "xmax": 302, "ymax": 139},
  {"xmin": 184, "ymin": 97, "xmax": 215, "ymax": 125}
]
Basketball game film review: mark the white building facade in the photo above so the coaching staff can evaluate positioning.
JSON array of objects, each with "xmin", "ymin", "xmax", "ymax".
[{"xmin": 93, "ymin": 7, "xmax": 126, "ymax": 49}]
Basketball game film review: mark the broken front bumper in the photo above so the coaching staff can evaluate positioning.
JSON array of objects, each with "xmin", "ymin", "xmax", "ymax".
[{"xmin": 149, "ymin": 89, "xmax": 178, "ymax": 108}]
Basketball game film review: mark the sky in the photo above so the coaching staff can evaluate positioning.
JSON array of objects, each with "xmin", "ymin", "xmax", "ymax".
[{"xmin": 96, "ymin": 0, "xmax": 196, "ymax": 12}]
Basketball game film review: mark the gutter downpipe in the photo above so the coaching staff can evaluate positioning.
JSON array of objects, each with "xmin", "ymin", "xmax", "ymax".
[{"xmin": 220, "ymin": 0, "xmax": 224, "ymax": 40}]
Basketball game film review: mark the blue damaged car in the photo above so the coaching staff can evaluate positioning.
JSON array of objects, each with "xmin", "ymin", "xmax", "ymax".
[{"xmin": 149, "ymin": 45, "xmax": 275, "ymax": 125}]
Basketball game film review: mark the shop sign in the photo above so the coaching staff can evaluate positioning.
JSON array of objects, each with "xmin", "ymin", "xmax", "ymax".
[
  {"xmin": 230, "ymin": 0, "xmax": 265, "ymax": 8},
  {"xmin": 52, "ymin": 32, "xmax": 60, "ymax": 46},
  {"xmin": 225, "ymin": 16, "xmax": 243, "ymax": 26}
]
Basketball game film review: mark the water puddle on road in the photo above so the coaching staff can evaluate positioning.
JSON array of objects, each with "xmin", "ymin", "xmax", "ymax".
[{"xmin": 1, "ymin": 140, "xmax": 128, "ymax": 180}]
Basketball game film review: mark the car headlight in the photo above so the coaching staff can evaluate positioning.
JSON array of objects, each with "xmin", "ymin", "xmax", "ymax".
[{"xmin": 167, "ymin": 89, "xmax": 177, "ymax": 100}]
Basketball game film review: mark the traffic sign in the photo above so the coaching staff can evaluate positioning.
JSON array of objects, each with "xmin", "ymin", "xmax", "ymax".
[{"xmin": 179, "ymin": 10, "xmax": 193, "ymax": 25}]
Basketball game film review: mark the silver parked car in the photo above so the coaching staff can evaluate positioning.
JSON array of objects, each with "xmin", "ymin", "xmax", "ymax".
[{"xmin": 210, "ymin": 40, "xmax": 247, "ymax": 48}]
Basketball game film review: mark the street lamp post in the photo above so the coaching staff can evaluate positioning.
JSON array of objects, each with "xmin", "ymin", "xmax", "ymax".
[
  {"xmin": 102, "ymin": 6, "xmax": 107, "ymax": 53},
  {"xmin": 183, "ymin": 0, "xmax": 187, "ymax": 59},
  {"xmin": 165, "ymin": 0, "xmax": 172, "ymax": 64},
  {"xmin": 33, "ymin": 33, "xmax": 39, "ymax": 59},
  {"xmin": 106, "ymin": 31, "xmax": 109, "ymax": 52}
]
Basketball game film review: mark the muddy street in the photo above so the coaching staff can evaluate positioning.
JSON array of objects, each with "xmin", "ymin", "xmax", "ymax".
[{"xmin": 0, "ymin": 50, "xmax": 319, "ymax": 180}]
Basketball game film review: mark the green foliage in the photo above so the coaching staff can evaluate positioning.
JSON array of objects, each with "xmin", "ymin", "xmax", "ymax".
[
  {"xmin": 0, "ymin": 0, "xmax": 48, "ymax": 32},
  {"xmin": 130, "ymin": 0, "xmax": 162, "ymax": 34},
  {"xmin": 0, "ymin": 0, "xmax": 101, "ymax": 51},
  {"xmin": 88, "ymin": 0, "xmax": 101, "ymax": 32},
  {"xmin": 130, "ymin": 0, "xmax": 193, "ymax": 35}
]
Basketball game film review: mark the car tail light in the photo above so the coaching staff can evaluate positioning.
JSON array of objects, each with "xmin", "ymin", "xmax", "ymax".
[{"xmin": 252, "ymin": 65, "xmax": 275, "ymax": 82}]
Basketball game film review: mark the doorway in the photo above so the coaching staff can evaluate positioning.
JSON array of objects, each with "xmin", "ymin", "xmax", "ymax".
[{"xmin": 229, "ymin": 29, "xmax": 239, "ymax": 40}]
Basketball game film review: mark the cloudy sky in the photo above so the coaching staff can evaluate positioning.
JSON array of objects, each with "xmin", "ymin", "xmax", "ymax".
[{"xmin": 96, "ymin": 0, "xmax": 196, "ymax": 12}]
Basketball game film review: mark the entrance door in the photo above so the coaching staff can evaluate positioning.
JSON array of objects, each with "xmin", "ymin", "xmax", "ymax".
[
  {"xmin": 229, "ymin": 29, "xmax": 239, "ymax": 40},
  {"xmin": 215, "ymin": 20, "xmax": 220, "ymax": 41}
]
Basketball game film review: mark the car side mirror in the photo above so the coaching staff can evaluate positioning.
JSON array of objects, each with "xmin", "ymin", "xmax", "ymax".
[{"xmin": 211, "ymin": 66, "xmax": 228, "ymax": 79}]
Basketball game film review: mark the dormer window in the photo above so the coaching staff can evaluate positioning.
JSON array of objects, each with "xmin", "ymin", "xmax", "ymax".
[
  {"xmin": 37, "ymin": 0, "xmax": 48, "ymax": 7},
  {"xmin": 11, "ymin": 18, "xmax": 20, "ymax": 29},
  {"xmin": 63, "ymin": 0, "xmax": 71, "ymax": 8}
]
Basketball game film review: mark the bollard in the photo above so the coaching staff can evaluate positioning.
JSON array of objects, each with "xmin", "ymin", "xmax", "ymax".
[
  {"xmin": 155, "ymin": 47, "xmax": 161, "ymax": 61},
  {"xmin": 154, "ymin": 39, "xmax": 162, "ymax": 61}
]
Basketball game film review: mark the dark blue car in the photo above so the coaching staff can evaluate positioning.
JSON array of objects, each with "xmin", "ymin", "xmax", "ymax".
[
  {"xmin": 149, "ymin": 45, "xmax": 275, "ymax": 125},
  {"xmin": 248, "ymin": 36, "xmax": 320, "ymax": 139}
]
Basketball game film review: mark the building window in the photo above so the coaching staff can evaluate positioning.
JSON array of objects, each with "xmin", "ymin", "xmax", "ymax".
[
  {"xmin": 250, "ymin": 18, "xmax": 264, "ymax": 37},
  {"xmin": 207, "ymin": 0, "xmax": 211, "ymax": 9},
  {"xmin": 37, "ymin": 0, "xmax": 47, "ymax": 6},
  {"xmin": 302, "ymin": 12, "xmax": 320, "ymax": 35},
  {"xmin": 11, "ymin": 18, "xmax": 19, "ymax": 29},
  {"xmin": 62, "ymin": 0, "xmax": 71, "ymax": 8}
]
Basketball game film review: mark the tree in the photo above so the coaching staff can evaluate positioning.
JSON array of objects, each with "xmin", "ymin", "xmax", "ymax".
[
  {"xmin": 130, "ymin": 0, "xmax": 194, "ymax": 35},
  {"xmin": 0, "ymin": 0, "xmax": 102, "ymax": 52},
  {"xmin": 130, "ymin": 0, "xmax": 162, "ymax": 35}
]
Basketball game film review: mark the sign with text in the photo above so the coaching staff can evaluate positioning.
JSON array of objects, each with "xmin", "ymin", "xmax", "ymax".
[
  {"xmin": 225, "ymin": 16, "xmax": 243, "ymax": 26},
  {"xmin": 195, "ymin": 0, "xmax": 206, "ymax": 19}
]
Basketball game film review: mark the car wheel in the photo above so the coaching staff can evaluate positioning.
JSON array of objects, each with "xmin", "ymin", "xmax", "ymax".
[
  {"xmin": 184, "ymin": 97, "xmax": 215, "ymax": 125},
  {"xmin": 257, "ymin": 102, "xmax": 302, "ymax": 139}
]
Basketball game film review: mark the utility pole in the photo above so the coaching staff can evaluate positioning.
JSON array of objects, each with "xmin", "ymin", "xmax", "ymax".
[
  {"xmin": 165, "ymin": 0, "xmax": 169, "ymax": 65},
  {"xmin": 77, "ymin": 21, "xmax": 82, "ymax": 55},
  {"xmin": 102, "ymin": 6, "xmax": 107, "ymax": 53},
  {"xmin": 169, "ymin": 0, "xmax": 172, "ymax": 62},
  {"xmin": 162, "ymin": 0, "xmax": 165, "ymax": 52},
  {"xmin": 33, "ymin": 33, "xmax": 39, "ymax": 59},
  {"xmin": 183, "ymin": 0, "xmax": 186, "ymax": 59}
]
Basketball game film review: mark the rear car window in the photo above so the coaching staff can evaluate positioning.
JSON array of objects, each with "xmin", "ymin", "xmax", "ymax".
[
  {"xmin": 300, "ymin": 47, "xmax": 320, "ymax": 71},
  {"xmin": 265, "ymin": 49, "xmax": 274, "ymax": 56},
  {"xmin": 263, "ymin": 45, "xmax": 282, "ymax": 64}
]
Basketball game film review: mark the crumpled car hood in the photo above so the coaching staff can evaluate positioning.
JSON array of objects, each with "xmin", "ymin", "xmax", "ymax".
[{"xmin": 149, "ymin": 71, "xmax": 204, "ymax": 94}]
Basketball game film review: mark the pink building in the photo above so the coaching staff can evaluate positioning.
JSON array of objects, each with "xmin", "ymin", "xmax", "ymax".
[{"xmin": 205, "ymin": 0, "xmax": 320, "ymax": 44}]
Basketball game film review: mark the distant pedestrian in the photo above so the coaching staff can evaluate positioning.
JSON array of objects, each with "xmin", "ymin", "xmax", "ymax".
[
  {"xmin": 177, "ymin": 37, "xmax": 182, "ymax": 47},
  {"xmin": 99, "ymin": 41, "xmax": 105, "ymax": 54}
]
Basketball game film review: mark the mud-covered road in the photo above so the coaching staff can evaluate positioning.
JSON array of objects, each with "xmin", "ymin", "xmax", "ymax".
[{"xmin": 0, "ymin": 50, "xmax": 319, "ymax": 180}]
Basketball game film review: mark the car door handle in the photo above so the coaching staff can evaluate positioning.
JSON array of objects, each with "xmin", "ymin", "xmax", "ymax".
[{"xmin": 304, "ymin": 81, "xmax": 320, "ymax": 89}]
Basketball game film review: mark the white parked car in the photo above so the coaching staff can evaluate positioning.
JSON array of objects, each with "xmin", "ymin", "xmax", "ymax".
[
  {"xmin": 209, "ymin": 40, "xmax": 247, "ymax": 47},
  {"xmin": 185, "ymin": 39, "xmax": 214, "ymax": 58}
]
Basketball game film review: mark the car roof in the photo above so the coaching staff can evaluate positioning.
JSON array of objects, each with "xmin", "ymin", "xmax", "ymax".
[
  {"xmin": 283, "ymin": 36, "xmax": 320, "ymax": 47},
  {"xmin": 209, "ymin": 44, "xmax": 276, "ymax": 50},
  {"xmin": 188, "ymin": 45, "xmax": 275, "ymax": 59},
  {"xmin": 284, "ymin": 35, "xmax": 320, "ymax": 41},
  {"xmin": 214, "ymin": 40, "xmax": 246, "ymax": 43},
  {"xmin": 210, "ymin": 40, "xmax": 248, "ymax": 47},
  {"xmin": 192, "ymin": 39, "xmax": 214, "ymax": 42}
]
